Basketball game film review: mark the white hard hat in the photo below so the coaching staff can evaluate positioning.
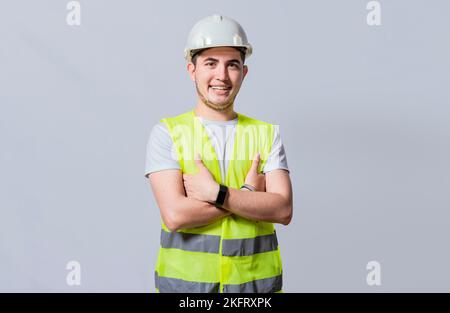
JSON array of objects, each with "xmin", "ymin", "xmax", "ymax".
[{"xmin": 184, "ymin": 14, "xmax": 253, "ymax": 62}]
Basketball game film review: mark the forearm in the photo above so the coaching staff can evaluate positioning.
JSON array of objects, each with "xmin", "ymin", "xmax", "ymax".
[
  {"xmin": 168, "ymin": 196, "xmax": 230, "ymax": 231},
  {"xmin": 222, "ymin": 188, "xmax": 292, "ymax": 225}
]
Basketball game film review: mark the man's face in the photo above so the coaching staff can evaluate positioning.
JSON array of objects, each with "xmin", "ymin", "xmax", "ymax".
[{"xmin": 187, "ymin": 47, "xmax": 248, "ymax": 111}]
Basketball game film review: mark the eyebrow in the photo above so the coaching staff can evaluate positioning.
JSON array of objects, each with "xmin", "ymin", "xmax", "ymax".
[{"xmin": 203, "ymin": 57, "xmax": 242, "ymax": 65}]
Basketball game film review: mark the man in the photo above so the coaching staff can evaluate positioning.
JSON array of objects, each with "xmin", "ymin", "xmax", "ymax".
[{"xmin": 145, "ymin": 14, "xmax": 293, "ymax": 293}]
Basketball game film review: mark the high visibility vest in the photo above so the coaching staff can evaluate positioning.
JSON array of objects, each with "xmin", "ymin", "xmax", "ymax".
[{"xmin": 155, "ymin": 110, "xmax": 283, "ymax": 293}]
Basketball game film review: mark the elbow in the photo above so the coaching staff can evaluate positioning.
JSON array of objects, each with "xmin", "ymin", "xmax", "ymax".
[
  {"xmin": 160, "ymin": 196, "xmax": 191, "ymax": 232},
  {"xmin": 279, "ymin": 202, "xmax": 293, "ymax": 226},
  {"xmin": 280, "ymin": 212, "xmax": 292, "ymax": 226},
  {"xmin": 165, "ymin": 220, "xmax": 180, "ymax": 232},
  {"xmin": 162, "ymin": 209, "xmax": 181, "ymax": 232}
]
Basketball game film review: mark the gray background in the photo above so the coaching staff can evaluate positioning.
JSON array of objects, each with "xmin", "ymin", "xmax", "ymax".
[{"xmin": 1, "ymin": 0, "xmax": 449, "ymax": 292}]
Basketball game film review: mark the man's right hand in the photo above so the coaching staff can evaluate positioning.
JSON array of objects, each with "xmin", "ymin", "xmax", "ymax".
[{"xmin": 244, "ymin": 153, "xmax": 266, "ymax": 192}]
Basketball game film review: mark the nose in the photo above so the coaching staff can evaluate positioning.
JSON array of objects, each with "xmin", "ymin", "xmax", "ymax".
[{"xmin": 214, "ymin": 63, "xmax": 229, "ymax": 82}]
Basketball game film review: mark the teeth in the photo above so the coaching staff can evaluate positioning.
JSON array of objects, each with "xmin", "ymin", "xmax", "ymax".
[{"xmin": 211, "ymin": 86, "xmax": 229, "ymax": 90}]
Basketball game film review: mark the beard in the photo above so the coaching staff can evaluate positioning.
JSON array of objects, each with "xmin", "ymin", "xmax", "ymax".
[{"xmin": 195, "ymin": 82, "xmax": 235, "ymax": 112}]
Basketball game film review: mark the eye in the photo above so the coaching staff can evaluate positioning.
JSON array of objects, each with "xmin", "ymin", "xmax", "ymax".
[
  {"xmin": 205, "ymin": 62, "xmax": 215, "ymax": 67},
  {"xmin": 229, "ymin": 63, "xmax": 240, "ymax": 69}
]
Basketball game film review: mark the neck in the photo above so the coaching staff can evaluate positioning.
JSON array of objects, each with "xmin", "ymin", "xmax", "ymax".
[{"xmin": 194, "ymin": 100, "xmax": 237, "ymax": 121}]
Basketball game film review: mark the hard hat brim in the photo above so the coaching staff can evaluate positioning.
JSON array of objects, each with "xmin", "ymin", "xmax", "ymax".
[{"xmin": 185, "ymin": 45, "xmax": 252, "ymax": 62}]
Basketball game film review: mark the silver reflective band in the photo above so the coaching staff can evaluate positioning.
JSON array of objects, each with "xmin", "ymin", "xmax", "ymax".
[
  {"xmin": 155, "ymin": 272, "xmax": 220, "ymax": 293},
  {"xmin": 223, "ymin": 274, "xmax": 282, "ymax": 293},
  {"xmin": 161, "ymin": 229, "xmax": 221, "ymax": 253},
  {"xmin": 222, "ymin": 232, "xmax": 279, "ymax": 256}
]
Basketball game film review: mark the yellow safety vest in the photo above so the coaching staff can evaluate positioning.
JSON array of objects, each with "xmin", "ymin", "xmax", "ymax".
[{"xmin": 155, "ymin": 110, "xmax": 283, "ymax": 293}]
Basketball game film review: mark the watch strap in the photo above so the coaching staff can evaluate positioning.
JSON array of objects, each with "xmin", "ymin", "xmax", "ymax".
[{"xmin": 215, "ymin": 184, "xmax": 228, "ymax": 207}]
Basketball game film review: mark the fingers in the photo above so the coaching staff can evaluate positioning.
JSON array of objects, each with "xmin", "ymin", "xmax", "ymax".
[
  {"xmin": 182, "ymin": 174, "xmax": 192, "ymax": 193},
  {"xmin": 250, "ymin": 152, "xmax": 261, "ymax": 172},
  {"xmin": 194, "ymin": 153, "xmax": 205, "ymax": 170}
]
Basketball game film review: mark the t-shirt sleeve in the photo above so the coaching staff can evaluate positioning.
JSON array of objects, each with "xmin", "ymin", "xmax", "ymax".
[
  {"xmin": 144, "ymin": 122, "xmax": 180, "ymax": 178},
  {"xmin": 263, "ymin": 125, "xmax": 290, "ymax": 174}
]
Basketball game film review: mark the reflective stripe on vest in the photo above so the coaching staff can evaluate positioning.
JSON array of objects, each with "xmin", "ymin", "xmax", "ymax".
[
  {"xmin": 161, "ymin": 229, "xmax": 279, "ymax": 256},
  {"xmin": 223, "ymin": 274, "xmax": 282, "ymax": 293},
  {"xmin": 222, "ymin": 232, "xmax": 279, "ymax": 256},
  {"xmin": 161, "ymin": 229, "xmax": 221, "ymax": 254},
  {"xmin": 156, "ymin": 272, "xmax": 281, "ymax": 293},
  {"xmin": 155, "ymin": 272, "xmax": 220, "ymax": 293}
]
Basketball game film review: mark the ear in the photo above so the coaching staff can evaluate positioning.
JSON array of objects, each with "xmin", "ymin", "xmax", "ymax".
[
  {"xmin": 187, "ymin": 62, "xmax": 196, "ymax": 82},
  {"xmin": 242, "ymin": 65, "xmax": 248, "ymax": 79}
]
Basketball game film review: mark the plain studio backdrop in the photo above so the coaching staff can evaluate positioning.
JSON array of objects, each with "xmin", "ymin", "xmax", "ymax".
[{"xmin": 1, "ymin": 0, "xmax": 449, "ymax": 292}]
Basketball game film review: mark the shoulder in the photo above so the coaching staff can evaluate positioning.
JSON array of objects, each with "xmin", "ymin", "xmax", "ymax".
[
  {"xmin": 237, "ymin": 113, "xmax": 274, "ymax": 127},
  {"xmin": 237, "ymin": 113, "xmax": 276, "ymax": 142},
  {"xmin": 160, "ymin": 111, "xmax": 194, "ymax": 127},
  {"xmin": 150, "ymin": 121, "xmax": 170, "ymax": 139},
  {"xmin": 147, "ymin": 121, "xmax": 175, "ymax": 152},
  {"xmin": 145, "ymin": 122, "xmax": 180, "ymax": 178}
]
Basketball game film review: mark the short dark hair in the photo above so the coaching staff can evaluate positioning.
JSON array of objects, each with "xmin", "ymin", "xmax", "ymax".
[{"xmin": 191, "ymin": 47, "xmax": 246, "ymax": 66}]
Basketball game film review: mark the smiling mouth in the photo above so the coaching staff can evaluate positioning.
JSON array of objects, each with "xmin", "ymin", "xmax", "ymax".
[
  {"xmin": 209, "ymin": 85, "xmax": 231, "ymax": 97},
  {"xmin": 209, "ymin": 85, "xmax": 231, "ymax": 91}
]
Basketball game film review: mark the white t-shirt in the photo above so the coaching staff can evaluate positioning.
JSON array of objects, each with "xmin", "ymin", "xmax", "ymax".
[{"xmin": 145, "ymin": 116, "xmax": 289, "ymax": 179}]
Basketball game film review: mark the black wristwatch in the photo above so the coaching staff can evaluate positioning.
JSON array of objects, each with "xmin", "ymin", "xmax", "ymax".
[{"xmin": 215, "ymin": 184, "xmax": 228, "ymax": 207}]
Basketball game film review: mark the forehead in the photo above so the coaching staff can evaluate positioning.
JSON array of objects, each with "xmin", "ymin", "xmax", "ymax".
[{"xmin": 197, "ymin": 47, "xmax": 242, "ymax": 61}]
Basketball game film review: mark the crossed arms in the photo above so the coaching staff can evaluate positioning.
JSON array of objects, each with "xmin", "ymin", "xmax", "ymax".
[{"xmin": 149, "ymin": 154, "xmax": 293, "ymax": 232}]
